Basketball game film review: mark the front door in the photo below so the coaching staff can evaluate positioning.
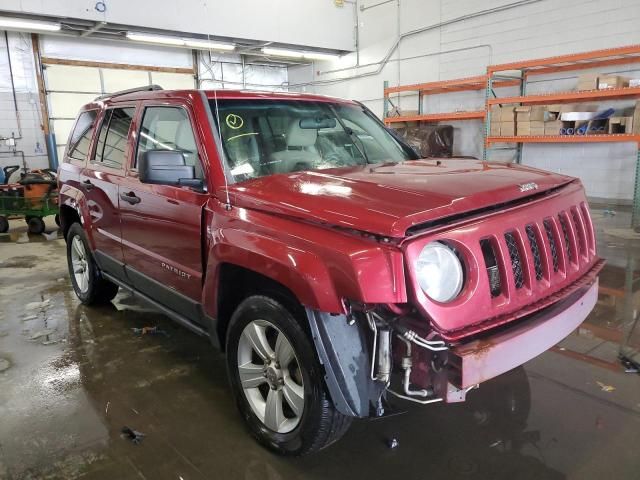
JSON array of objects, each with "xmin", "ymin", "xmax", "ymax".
[
  {"xmin": 119, "ymin": 104, "xmax": 208, "ymax": 323},
  {"xmin": 80, "ymin": 106, "xmax": 136, "ymax": 277}
]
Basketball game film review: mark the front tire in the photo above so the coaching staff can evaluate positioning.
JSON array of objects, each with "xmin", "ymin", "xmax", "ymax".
[
  {"xmin": 66, "ymin": 223, "xmax": 119, "ymax": 305},
  {"xmin": 226, "ymin": 295, "xmax": 352, "ymax": 455}
]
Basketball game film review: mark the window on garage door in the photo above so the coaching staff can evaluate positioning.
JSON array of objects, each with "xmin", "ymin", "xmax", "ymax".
[
  {"xmin": 136, "ymin": 106, "xmax": 203, "ymax": 179},
  {"xmin": 94, "ymin": 107, "xmax": 136, "ymax": 169}
]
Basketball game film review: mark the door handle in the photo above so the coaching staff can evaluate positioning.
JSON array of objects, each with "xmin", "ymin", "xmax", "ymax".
[
  {"xmin": 82, "ymin": 179, "xmax": 94, "ymax": 191},
  {"xmin": 120, "ymin": 191, "xmax": 141, "ymax": 205}
]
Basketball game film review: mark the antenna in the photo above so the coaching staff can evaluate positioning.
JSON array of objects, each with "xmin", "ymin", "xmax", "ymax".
[{"xmin": 207, "ymin": 31, "xmax": 232, "ymax": 210}]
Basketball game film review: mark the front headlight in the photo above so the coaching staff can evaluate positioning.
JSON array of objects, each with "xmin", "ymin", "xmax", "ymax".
[{"xmin": 415, "ymin": 241, "xmax": 464, "ymax": 303}]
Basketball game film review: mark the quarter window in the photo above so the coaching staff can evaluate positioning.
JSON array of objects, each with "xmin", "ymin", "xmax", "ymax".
[
  {"xmin": 94, "ymin": 107, "xmax": 135, "ymax": 169},
  {"xmin": 67, "ymin": 110, "xmax": 98, "ymax": 163},
  {"xmin": 137, "ymin": 106, "xmax": 203, "ymax": 179}
]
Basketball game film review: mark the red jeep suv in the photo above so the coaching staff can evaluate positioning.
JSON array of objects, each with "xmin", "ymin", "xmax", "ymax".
[{"xmin": 58, "ymin": 86, "xmax": 603, "ymax": 455}]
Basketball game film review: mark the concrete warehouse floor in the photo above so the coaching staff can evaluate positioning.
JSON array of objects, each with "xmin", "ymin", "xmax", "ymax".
[{"xmin": 1, "ymin": 212, "xmax": 639, "ymax": 480}]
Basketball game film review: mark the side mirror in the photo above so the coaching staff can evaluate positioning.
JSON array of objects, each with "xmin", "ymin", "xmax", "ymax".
[{"xmin": 139, "ymin": 150, "xmax": 195, "ymax": 186}]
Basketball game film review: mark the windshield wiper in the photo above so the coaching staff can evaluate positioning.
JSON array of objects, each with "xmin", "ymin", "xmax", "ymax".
[{"xmin": 328, "ymin": 105, "xmax": 370, "ymax": 164}]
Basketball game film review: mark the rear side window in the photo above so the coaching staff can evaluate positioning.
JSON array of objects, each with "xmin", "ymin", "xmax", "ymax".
[
  {"xmin": 136, "ymin": 106, "xmax": 203, "ymax": 179},
  {"xmin": 67, "ymin": 110, "xmax": 98, "ymax": 163},
  {"xmin": 94, "ymin": 107, "xmax": 135, "ymax": 169}
]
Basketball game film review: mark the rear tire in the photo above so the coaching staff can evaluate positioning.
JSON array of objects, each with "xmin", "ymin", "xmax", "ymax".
[
  {"xmin": 0, "ymin": 216, "xmax": 8, "ymax": 233},
  {"xmin": 66, "ymin": 223, "xmax": 119, "ymax": 305},
  {"xmin": 226, "ymin": 295, "xmax": 351, "ymax": 455},
  {"xmin": 27, "ymin": 217, "xmax": 45, "ymax": 234}
]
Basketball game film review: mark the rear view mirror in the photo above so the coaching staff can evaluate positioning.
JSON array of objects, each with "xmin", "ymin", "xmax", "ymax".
[
  {"xmin": 139, "ymin": 150, "xmax": 195, "ymax": 186},
  {"xmin": 299, "ymin": 116, "xmax": 337, "ymax": 129}
]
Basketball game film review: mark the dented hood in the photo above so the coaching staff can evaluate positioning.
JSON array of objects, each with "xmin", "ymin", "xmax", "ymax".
[{"xmin": 228, "ymin": 159, "xmax": 575, "ymax": 238}]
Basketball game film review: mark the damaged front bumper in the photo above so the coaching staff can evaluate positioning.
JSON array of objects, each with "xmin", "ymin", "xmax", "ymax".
[
  {"xmin": 307, "ymin": 269, "xmax": 601, "ymax": 417},
  {"xmin": 446, "ymin": 277, "xmax": 599, "ymax": 392}
]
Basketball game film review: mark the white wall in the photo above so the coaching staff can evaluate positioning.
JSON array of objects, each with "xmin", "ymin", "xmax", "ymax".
[
  {"xmin": 295, "ymin": 0, "xmax": 640, "ymax": 203},
  {"xmin": 1, "ymin": 0, "xmax": 356, "ymax": 52}
]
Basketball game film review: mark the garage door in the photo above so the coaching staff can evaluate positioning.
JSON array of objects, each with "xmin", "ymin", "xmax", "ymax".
[{"xmin": 42, "ymin": 61, "xmax": 196, "ymax": 160}]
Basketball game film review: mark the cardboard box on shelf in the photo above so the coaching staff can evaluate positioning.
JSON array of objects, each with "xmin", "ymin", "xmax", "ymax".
[
  {"xmin": 490, "ymin": 122, "xmax": 501, "ymax": 136},
  {"xmin": 544, "ymin": 120, "xmax": 563, "ymax": 135},
  {"xmin": 517, "ymin": 120, "xmax": 545, "ymax": 136},
  {"xmin": 609, "ymin": 116, "xmax": 634, "ymax": 134},
  {"xmin": 598, "ymin": 75, "xmax": 629, "ymax": 90},
  {"xmin": 515, "ymin": 106, "xmax": 546, "ymax": 122},
  {"xmin": 518, "ymin": 127, "xmax": 545, "ymax": 136},
  {"xmin": 500, "ymin": 121, "xmax": 516, "ymax": 136},
  {"xmin": 634, "ymin": 101, "xmax": 640, "ymax": 134},
  {"xmin": 490, "ymin": 105, "xmax": 516, "ymax": 122},
  {"xmin": 577, "ymin": 73, "xmax": 599, "ymax": 91}
]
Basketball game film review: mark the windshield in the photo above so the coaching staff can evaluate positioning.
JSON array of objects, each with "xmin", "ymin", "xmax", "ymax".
[{"xmin": 209, "ymin": 99, "xmax": 414, "ymax": 182}]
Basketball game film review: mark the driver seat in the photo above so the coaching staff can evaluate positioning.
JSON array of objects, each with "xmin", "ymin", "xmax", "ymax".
[{"xmin": 269, "ymin": 120, "xmax": 320, "ymax": 173}]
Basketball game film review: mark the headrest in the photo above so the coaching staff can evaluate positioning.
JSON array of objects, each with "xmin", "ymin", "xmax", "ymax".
[{"xmin": 286, "ymin": 120, "xmax": 318, "ymax": 148}]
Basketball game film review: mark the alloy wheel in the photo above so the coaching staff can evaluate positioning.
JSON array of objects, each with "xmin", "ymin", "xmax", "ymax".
[
  {"xmin": 70, "ymin": 235, "xmax": 90, "ymax": 293},
  {"xmin": 237, "ymin": 319, "xmax": 304, "ymax": 433}
]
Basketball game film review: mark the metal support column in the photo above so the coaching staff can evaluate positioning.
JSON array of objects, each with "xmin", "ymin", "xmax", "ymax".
[
  {"xmin": 515, "ymin": 69, "xmax": 526, "ymax": 164},
  {"xmin": 633, "ymin": 143, "xmax": 640, "ymax": 230},
  {"xmin": 383, "ymin": 80, "xmax": 389, "ymax": 119},
  {"xmin": 619, "ymin": 251, "xmax": 639, "ymax": 366},
  {"xmin": 483, "ymin": 75, "xmax": 493, "ymax": 161}
]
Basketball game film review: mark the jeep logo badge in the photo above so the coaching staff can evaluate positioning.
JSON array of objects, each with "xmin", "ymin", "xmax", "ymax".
[{"xmin": 519, "ymin": 182, "xmax": 538, "ymax": 192}]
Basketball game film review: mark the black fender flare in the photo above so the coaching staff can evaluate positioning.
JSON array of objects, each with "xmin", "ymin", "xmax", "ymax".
[{"xmin": 305, "ymin": 308, "xmax": 385, "ymax": 418}]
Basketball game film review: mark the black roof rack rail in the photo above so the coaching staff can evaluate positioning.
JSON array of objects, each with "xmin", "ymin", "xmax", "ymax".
[{"xmin": 95, "ymin": 84, "xmax": 163, "ymax": 101}]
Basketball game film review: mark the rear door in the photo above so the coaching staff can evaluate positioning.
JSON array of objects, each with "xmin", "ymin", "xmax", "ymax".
[
  {"xmin": 119, "ymin": 101, "xmax": 208, "ymax": 323},
  {"xmin": 80, "ymin": 105, "xmax": 136, "ymax": 278}
]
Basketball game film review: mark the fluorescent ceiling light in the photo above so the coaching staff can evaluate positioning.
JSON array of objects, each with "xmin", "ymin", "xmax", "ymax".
[
  {"xmin": 127, "ymin": 32, "xmax": 183, "ymax": 46},
  {"xmin": 303, "ymin": 51, "xmax": 341, "ymax": 61},
  {"xmin": 0, "ymin": 16, "xmax": 61, "ymax": 32},
  {"xmin": 127, "ymin": 32, "xmax": 235, "ymax": 51},
  {"xmin": 183, "ymin": 38, "xmax": 235, "ymax": 51},
  {"xmin": 262, "ymin": 47, "xmax": 339, "ymax": 61},
  {"xmin": 262, "ymin": 47, "xmax": 304, "ymax": 59}
]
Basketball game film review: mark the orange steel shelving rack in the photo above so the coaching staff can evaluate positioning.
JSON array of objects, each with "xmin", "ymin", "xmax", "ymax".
[
  {"xmin": 383, "ymin": 44, "xmax": 640, "ymax": 226},
  {"xmin": 382, "ymin": 75, "xmax": 518, "ymax": 125}
]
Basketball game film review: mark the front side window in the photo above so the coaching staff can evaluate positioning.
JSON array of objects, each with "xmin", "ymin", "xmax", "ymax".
[
  {"xmin": 94, "ymin": 107, "xmax": 135, "ymax": 169},
  {"xmin": 67, "ymin": 110, "xmax": 98, "ymax": 163},
  {"xmin": 137, "ymin": 106, "xmax": 203, "ymax": 179},
  {"xmin": 208, "ymin": 99, "xmax": 414, "ymax": 182}
]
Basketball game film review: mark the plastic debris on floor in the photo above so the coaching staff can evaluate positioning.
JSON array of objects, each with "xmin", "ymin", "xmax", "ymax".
[{"xmin": 121, "ymin": 426, "xmax": 145, "ymax": 445}]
